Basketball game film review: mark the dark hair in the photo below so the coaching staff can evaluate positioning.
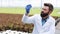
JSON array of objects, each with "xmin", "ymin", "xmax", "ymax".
[{"xmin": 44, "ymin": 3, "xmax": 54, "ymax": 11}]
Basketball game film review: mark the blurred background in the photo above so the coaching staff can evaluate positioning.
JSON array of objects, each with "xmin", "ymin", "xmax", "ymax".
[{"xmin": 0, "ymin": 0, "xmax": 60, "ymax": 34}]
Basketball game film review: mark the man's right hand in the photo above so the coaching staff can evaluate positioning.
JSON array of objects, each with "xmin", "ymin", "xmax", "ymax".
[{"xmin": 25, "ymin": 4, "xmax": 32, "ymax": 14}]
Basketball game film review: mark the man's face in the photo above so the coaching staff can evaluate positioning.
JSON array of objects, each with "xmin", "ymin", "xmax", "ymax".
[{"xmin": 41, "ymin": 6, "xmax": 50, "ymax": 17}]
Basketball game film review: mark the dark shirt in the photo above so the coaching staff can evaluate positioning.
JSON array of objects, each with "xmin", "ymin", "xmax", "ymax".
[{"xmin": 42, "ymin": 17, "xmax": 49, "ymax": 26}]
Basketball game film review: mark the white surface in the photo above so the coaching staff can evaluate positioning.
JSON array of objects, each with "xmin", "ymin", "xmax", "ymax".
[{"xmin": 0, "ymin": 30, "xmax": 29, "ymax": 34}]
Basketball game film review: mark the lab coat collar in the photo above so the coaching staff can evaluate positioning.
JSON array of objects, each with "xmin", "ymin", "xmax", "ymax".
[{"xmin": 42, "ymin": 16, "xmax": 51, "ymax": 27}]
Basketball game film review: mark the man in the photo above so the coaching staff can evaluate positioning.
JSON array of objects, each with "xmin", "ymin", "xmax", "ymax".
[{"xmin": 22, "ymin": 3, "xmax": 55, "ymax": 34}]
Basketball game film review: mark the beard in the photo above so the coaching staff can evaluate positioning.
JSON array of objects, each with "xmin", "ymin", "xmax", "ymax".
[{"xmin": 41, "ymin": 11, "xmax": 49, "ymax": 17}]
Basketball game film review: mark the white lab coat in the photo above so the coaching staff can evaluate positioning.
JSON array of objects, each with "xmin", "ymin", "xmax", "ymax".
[{"xmin": 22, "ymin": 14, "xmax": 55, "ymax": 34}]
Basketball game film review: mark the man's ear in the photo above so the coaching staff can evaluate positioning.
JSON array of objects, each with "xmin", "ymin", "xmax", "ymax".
[{"xmin": 49, "ymin": 11, "xmax": 52, "ymax": 14}]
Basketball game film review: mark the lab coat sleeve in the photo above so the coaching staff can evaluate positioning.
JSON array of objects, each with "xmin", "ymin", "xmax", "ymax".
[
  {"xmin": 43, "ymin": 20, "xmax": 55, "ymax": 34},
  {"xmin": 22, "ymin": 14, "xmax": 35, "ymax": 24}
]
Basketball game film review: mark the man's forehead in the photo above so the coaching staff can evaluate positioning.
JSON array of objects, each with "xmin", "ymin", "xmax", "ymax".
[{"xmin": 42, "ymin": 6, "xmax": 49, "ymax": 9}]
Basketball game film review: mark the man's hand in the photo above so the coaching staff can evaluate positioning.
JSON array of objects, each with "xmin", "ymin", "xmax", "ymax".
[{"xmin": 25, "ymin": 4, "xmax": 32, "ymax": 14}]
